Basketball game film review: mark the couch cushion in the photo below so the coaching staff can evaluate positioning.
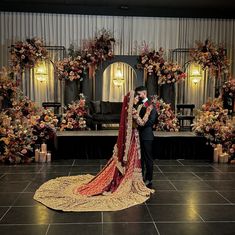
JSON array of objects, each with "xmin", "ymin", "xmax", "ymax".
[
  {"xmin": 110, "ymin": 102, "xmax": 122, "ymax": 114},
  {"xmin": 90, "ymin": 101, "xmax": 101, "ymax": 114},
  {"xmin": 101, "ymin": 101, "xmax": 112, "ymax": 114}
]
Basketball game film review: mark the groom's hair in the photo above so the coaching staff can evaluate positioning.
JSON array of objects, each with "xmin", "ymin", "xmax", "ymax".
[{"xmin": 135, "ymin": 86, "xmax": 147, "ymax": 92}]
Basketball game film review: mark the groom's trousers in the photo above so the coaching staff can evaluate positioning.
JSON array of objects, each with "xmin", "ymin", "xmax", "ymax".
[{"xmin": 140, "ymin": 140, "xmax": 154, "ymax": 182}]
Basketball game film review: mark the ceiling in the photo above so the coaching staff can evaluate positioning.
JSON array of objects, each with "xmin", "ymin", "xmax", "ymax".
[{"xmin": 0, "ymin": 0, "xmax": 235, "ymax": 18}]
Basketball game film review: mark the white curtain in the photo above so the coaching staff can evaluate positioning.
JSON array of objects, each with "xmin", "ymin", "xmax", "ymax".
[
  {"xmin": 1, "ymin": 12, "xmax": 235, "ymax": 108},
  {"xmin": 102, "ymin": 62, "xmax": 136, "ymax": 102}
]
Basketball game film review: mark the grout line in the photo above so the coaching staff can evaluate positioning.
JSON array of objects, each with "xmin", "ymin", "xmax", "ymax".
[
  {"xmin": 177, "ymin": 160, "xmax": 184, "ymax": 166},
  {"xmin": 191, "ymin": 207, "xmax": 205, "ymax": 223},
  {"xmin": 0, "ymin": 206, "xmax": 11, "ymax": 222},
  {"xmin": 191, "ymin": 172, "xmax": 204, "ymax": 181},
  {"xmin": 101, "ymin": 212, "xmax": 103, "ymax": 224},
  {"xmin": 216, "ymin": 191, "xmax": 233, "ymax": 205},
  {"xmin": 46, "ymin": 222, "xmax": 155, "ymax": 225},
  {"xmin": 72, "ymin": 160, "xmax": 75, "ymax": 166},
  {"xmin": 155, "ymin": 165, "xmax": 163, "ymax": 174},
  {"xmin": 145, "ymin": 203, "xmax": 161, "ymax": 235},
  {"xmin": 146, "ymin": 203, "xmax": 232, "ymax": 206},
  {"xmin": 167, "ymin": 180, "xmax": 178, "ymax": 191},
  {"xmin": 21, "ymin": 181, "xmax": 33, "ymax": 193},
  {"xmin": 210, "ymin": 165, "xmax": 223, "ymax": 173},
  {"xmin": 45, "ymin": 224, "xmax": 50, "ymax": 235},
  {"xmin": 0, "ymin": 174, "xmax": 6, "ymax": 180}
]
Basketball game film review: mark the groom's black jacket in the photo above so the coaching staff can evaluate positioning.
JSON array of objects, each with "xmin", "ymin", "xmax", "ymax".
[{"xmin": 138, "ymin": 100, "xmax": 157, "ymax": 141}]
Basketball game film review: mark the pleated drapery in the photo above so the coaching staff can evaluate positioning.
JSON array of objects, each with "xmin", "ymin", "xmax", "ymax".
[{"xmin": 1, "ymin": 12, "xmax": 235, "ymax": 108}]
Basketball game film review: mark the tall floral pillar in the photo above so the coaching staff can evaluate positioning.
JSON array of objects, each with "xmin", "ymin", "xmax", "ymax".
[{"xmin": 55, "ymin": 57, "xmax": 85, "ymax": 105}]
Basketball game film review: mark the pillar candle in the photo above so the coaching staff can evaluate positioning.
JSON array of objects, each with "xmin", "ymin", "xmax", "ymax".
[
  {"xmin": 223, "ymin": 153, "xmax": 229, "ymax": 163},
  {"xmin": 46, "ymin": 152, "xmax": 51, "ymax": 162},
  {"xmin": 39, "ymin": 152, "xmax": 47, "ymax": 163},
  {"xmin": 41, "ymin": 143, "xmax": 47, "ymax": 153},
  {"xmin": 219, "ymin": 153, "xmax": 225, "ymax": 163},
  {"xmin": 35, "ymin": 149, "xmax": 40, "ymax": 162},
  {"xmin": 217, "ymin": 144, "xmax": 223, "ymax": 156},
  {"xmin": 213, "ymin": 148, "xmax": 219, "ymax": 163}
]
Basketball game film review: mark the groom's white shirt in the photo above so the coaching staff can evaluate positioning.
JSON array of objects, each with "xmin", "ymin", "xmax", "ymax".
[{"xmin": 142, "ymin": 98, "xmax": 148, "ymax": 103}]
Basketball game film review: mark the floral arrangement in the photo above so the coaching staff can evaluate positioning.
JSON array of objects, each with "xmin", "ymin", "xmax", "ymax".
[
  {"xmin": 0, "ymin": 112, "xmax": 34, "ymax": 163},
  {"xmin": 152, "ymin": 95, "xmax": 180, "ymax": 131},
  {"xmin": 137, "ymin": 47, "xmax": 185, "ymax": 85},
  {"xmin": 59, "ymin": 29, "xmax": 115, "ymax": 80},
  {"xmin": 157, "ymin": 62, "xmax": 186, "ymax": 85},
  {"xmin": 59, "ymin": 94, "xmax": 87, "ymax": 131},
  {"xmin": 190, "ymin": 39, "xmax": 230, "ymax": 78},
  {"xmin": 192, "ymin": 98, "xmax": 234, "ymax": 157},
  {"xmin": 0, "ymin": 67, "xmax": 58, "ymax": 163},
  {"xmin": 31, "ymin": 109, "xmax": 58, "ymax": 145},
  {"xmin": 82, "ymin": 29, "xmax": 115, "ymax": 65},
  {"xmin": 10, "ymin": 38, "xmax": 48, "ymax": 72},
  {"xmin": 55, "ymin": 57, "xmax": 87, "ymax": 81},
  {"xmin": 222, "ymin": 79, "xmax": 235, "ymax": 98},
  {"xmin": 0, "ymin": 67, "xmax": 18, "ymax": 109}
]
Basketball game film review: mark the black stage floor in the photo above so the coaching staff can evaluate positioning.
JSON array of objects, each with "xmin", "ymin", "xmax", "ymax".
[
  {"xmin": 0, "ymin": 159, "xmax": 235, "ymax": 235},
  {"xmin": 55, "ymin": 131, "xmax": 213, "ymax": 160}
]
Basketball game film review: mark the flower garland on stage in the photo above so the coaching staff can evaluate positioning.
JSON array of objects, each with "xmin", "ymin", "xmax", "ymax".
[
  {"xmin": 56, "ymin": 29, "xmax": 115, "ymax": 81},
  {"xmin": 192, "ymin": 98, "xmax": 235, "ymax": 158},
  {"xmin": 152, "ymin": 95, "xmax": 180, "ymax": 131},
  {"xmin": 190, "ymin": 39, "xmax": 230, "ymax": 78},
  {"xmin": 10, "ymin": 38, "xmax": 48, "ymax": 72},
  {"xmin": 136, "ymin": 46, "xmax": 186, "ymax": 85},
  {"xmin": 55, "ymin": 57, "xmax": 87, "ymax": 81}
]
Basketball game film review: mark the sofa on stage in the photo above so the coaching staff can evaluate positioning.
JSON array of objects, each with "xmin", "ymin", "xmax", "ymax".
[
  {"xmin": 88, "ymin": 101, "xmax": 122, "ymax": 129},
  {"xmin": 54, "ymin": 131, "xmax": 213, "ymax": 160}
]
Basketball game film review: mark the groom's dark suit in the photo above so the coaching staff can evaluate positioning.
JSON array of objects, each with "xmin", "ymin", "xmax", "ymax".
[{"xmin": 138, "ymin": 100, "xmax": 157, "ymax": 182}]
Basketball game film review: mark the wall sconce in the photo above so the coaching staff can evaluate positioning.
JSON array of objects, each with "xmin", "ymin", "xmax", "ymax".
[
  {"xmin": 113, "ymin": 63, "xmax": 125, "ymax": 87},
  {"xmin": 35, "ymin": 60, "xmax": 48, "ymax": 82},
  {"xmin": 189, "ymin": 63, "xmax": 202, "ymax": 85}
]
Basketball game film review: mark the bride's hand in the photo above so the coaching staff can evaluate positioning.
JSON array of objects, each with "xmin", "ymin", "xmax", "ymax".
[{"xmin": 132, "ymin": 108, "xmax": 137, "ymax": 115}]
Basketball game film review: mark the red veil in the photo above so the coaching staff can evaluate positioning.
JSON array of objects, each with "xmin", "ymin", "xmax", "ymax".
[{"xmin": 75, "ymin": 91, "xmax": 135, "ymax": 196}]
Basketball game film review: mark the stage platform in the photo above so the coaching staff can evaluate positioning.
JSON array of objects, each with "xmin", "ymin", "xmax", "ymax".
[{"xmin": 55, "ymin": 130, "xmax": 213, "ymax": 160}]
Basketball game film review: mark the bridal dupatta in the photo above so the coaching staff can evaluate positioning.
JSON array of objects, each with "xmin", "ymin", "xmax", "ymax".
[{"xmin": 33, "ymin": 91, "xmax": 154, "ymax": 211}]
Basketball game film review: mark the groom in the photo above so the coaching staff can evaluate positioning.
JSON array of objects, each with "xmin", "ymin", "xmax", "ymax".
[{"xmin": 135, "ymin": 86, "xmax": 157, "ymax": 187}]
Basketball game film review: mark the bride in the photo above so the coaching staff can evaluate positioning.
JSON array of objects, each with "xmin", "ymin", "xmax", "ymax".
[{"xmin": 34, "ymin": 90, "xmax": 155, "ymax": 211}]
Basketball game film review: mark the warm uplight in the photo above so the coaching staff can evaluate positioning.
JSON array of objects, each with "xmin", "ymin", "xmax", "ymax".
[
  {"xmin": 35, "ymin": 61, "xmax": 48, "ymax": 82},
  {"xmin": 113, "ymin": 64, "xmax": 125, "ymax": 87},
  {"xmin": 189, "ymin": 63, "xmax": 202, "ymax": 85}
]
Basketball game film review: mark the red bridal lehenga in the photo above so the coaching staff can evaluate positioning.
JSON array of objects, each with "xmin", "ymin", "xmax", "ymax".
[{"xmin": 34, "ymin": 90, "xmax": 154, "ymax": 211}]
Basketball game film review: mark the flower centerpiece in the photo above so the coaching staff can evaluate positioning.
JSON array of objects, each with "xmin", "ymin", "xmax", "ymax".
[
  {"xmin": 190, "ymin": 39, "xmax": 230, "ymax": 78},
  {"xmin": 192, "ymin": 98, "xmax": 234, "ymax": 158},
  {"xmin": 137, "ymin": 47, "xmax": 185, "ymax": 85},
  {"xmin": 10, "ymin": 38, "xmax": 48, "ymax": 72},
  {"xmin": 55, "ymin": 56, "xmax": 87, "ymax": 81},
  {"xmin": 31, "ymin": 109, "xmax": 58, "ymax": 145},
  {"xmin": 83, "ymin": 28, "xmax": 115, "ymax": 66},
  {"xmin": 151, "ymin": 95, "xmax": 180, "ymax": 131},
  {"xmin": 59, "ymin": 94, "xmax": 87, "ymax": 131}
]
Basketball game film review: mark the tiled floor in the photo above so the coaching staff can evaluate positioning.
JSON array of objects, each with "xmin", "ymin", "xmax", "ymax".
[{"xmin": 0, "ymin": 159, "xmax": 235, "ymax": 235}]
